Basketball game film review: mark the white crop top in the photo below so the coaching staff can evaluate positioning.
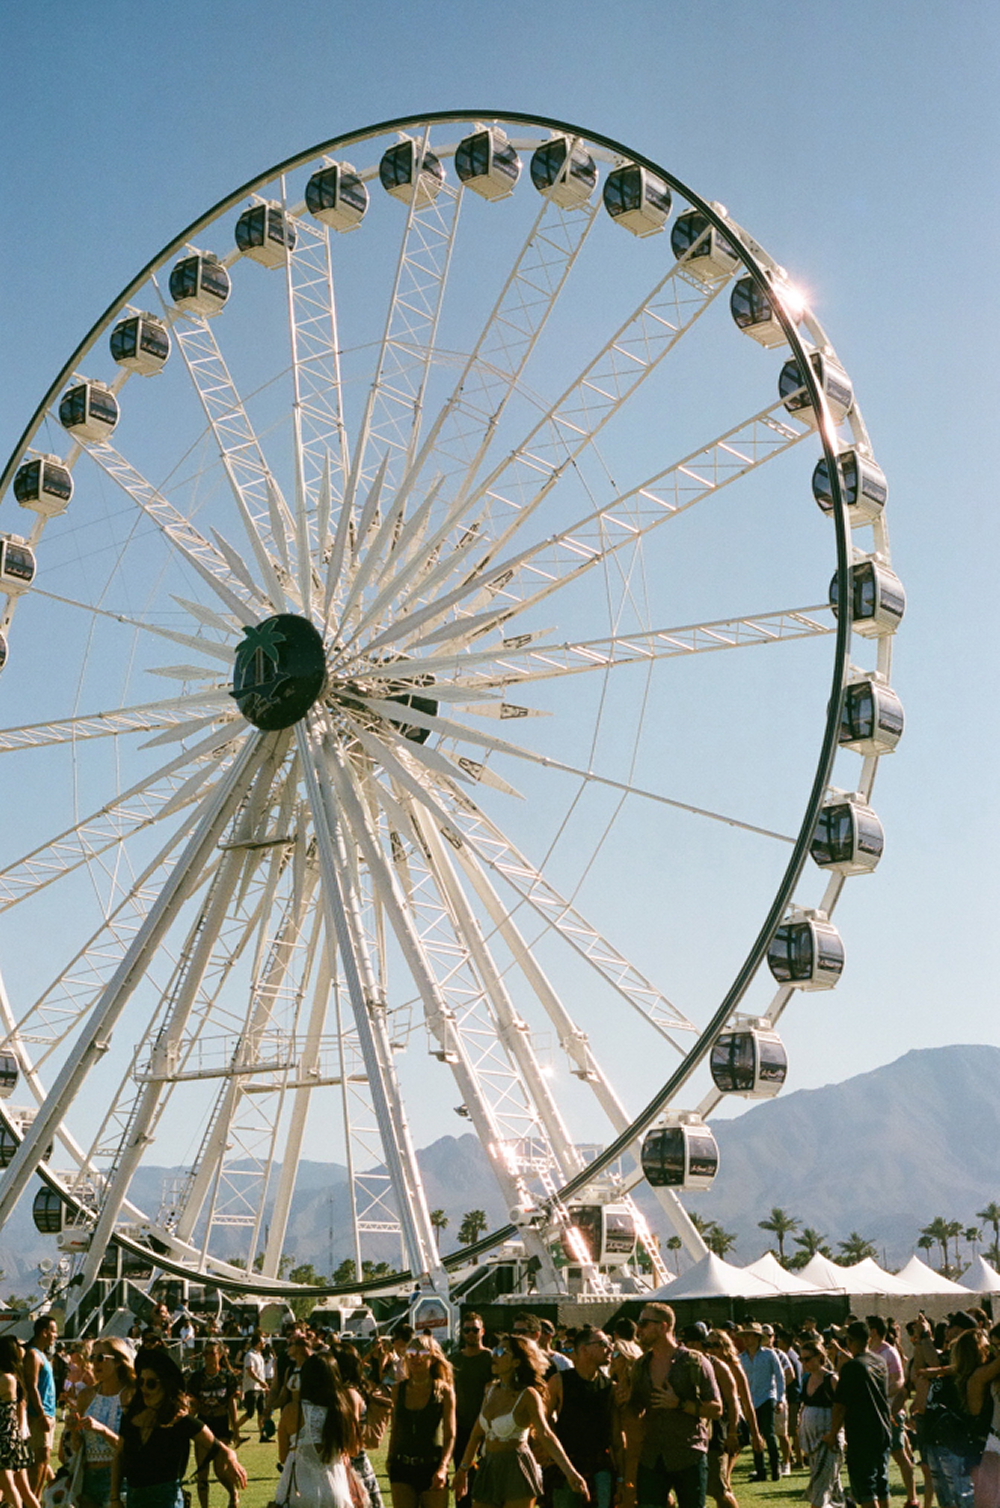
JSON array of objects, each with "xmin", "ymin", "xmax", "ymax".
[{"xmin": 479, "ymin": 1387, "xmax": 529, "ymax": 1443}]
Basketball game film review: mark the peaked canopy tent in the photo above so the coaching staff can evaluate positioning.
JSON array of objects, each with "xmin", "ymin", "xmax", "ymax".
[
  {"xmin": 895, "ymin": 1256, "xmax": 972, "ymax": 1296},
  {"xmin": 961, "ymin": 1255, "xmax": 1000, "ymax": 1294},
  {"xmin": 743, "ymin": 1251, "xmax": 827, "ymax": 1294},
  {"xmin": 651, "ymin": 1252, "xmax": 781, "ymax": 1300},
  {"xmin": 623, "ymin": 1252, "xmax": 850, "ymax": 1331},
  {"xmin": 796, "ymin": 1252, "xmax": 910, "ymax": 1295}
]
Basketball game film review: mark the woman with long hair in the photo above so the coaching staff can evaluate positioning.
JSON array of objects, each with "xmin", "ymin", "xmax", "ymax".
[
  {"xmin": 0, "ymin": 1337, "xmax": 39, "ymax": 1508},
  {"xmin": 61, "ymin": 1338, "xmax": 134, "ymax": 1508},
  {"xmin": 924, "ymin": 1329, "xmax": 991, "ymax": 1508},
  {"xmin": 110, "ymin": 1349, "xmax": 246, "ymax": 1508},
  {"xmin": 797, "ymin": 1340, "xmax": 844, "ymax": 1508},
  {"xmin": 387, "ymin": 1336, "xmax": 456, "ymax": 1508},
  {"xmin": 968, "ymin": 1322, "xmax": 1000, "ymax": 1508},
  {"xmin": 274, "ymin": 1352, "xmax": 356, "ymax": 1508},
  {"xmin": 333, "ymin": 1343, "xmax": 389, "ymax": 1508},
  {"xmin": 452, "ymin": 1334, "xmax": 588, "ymax": 1508}
]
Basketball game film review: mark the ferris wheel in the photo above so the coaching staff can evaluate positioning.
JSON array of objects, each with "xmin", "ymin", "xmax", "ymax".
[{"xmin": 0, "ymin": 111, "xmax": 901, "ymax": 1316}]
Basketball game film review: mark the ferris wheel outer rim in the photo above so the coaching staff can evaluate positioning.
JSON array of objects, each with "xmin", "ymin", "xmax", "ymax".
[{"xmin": 0, "ymin": 108, "xmax": 857, "ymax": 1297}]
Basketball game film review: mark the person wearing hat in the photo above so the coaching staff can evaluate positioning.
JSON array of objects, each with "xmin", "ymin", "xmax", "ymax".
[
  {"xmin": 738, "ymin": 1322, "xmax": 785, "ymax": 1483},
  {"xmin": 824, "ymin": 1321, "xmax": 892, "ymax": 1508},
  {"xmin": 622, "ymin": 1303, "xmax": 722, "ymax": 1508}
]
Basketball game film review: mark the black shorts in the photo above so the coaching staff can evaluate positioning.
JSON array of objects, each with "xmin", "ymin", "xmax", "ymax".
[{"xmin": 389, "ymin": 1455, "xmax": 441, "ymax": 1494}]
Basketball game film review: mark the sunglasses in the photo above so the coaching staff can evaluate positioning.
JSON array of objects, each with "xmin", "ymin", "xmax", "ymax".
[
  {"xmin": 139, "ymin": 1377, "xmax": 162, "ymax": 1391},
  {"xmin": 637, "ymin": 1317, "xmax": 660, "ymax": 1327},
  {"xmin": 462, "ymin": 1326, "xmax": 482, "ymax": 1333}
]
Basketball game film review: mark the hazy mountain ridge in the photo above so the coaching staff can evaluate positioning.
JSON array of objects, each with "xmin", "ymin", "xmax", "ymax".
[{"xmin": 0, "ymin": 1045, "xmax": 996, "ymax": 1284}]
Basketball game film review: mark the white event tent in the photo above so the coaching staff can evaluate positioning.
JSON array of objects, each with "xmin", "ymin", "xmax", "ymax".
[
  {"xmin": 961, "ymin": 1255, "xmax": 1000, "ymax": 1294},
  {"xmin": 649, "ymin": 1252, "xmax": 781, "ymax": 1300},
  {"xmin": 895, "ymin": 1256, "xmax": 971, "ymax": 1295},
  {"xmin": 796, "ymin": 1252, "xmax": 916, "ymax": 1295},
  {"xmin": 742, "ymin": 1252, "xmax": 826, "ymax": 1294}
]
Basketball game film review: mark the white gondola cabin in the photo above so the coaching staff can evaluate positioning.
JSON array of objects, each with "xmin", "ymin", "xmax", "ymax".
[
  {"xmin": 810, "ymin": 796, "xmax": 884, "ymax": 876},
  {"xmin": 235, "ymin": 202, "xmax": 297, "ymax": 267},
  {"xmin": 829, "ymin": 559, "xmax": 905, "ymax": 638},
  {"xmin": 32, "ymin": 1187, "xmax": 64, "ymax": 1234},
  {"xmin": 0, "ymin": 1054, "xmax": 17, "ymax": 1097},
  {"xmin": 839, "ymin": 677, "xmax": 904, "ymax": 756},
  {"xmin": 670, "ymin": 210, "xmax": 740, "ymax": 280},
  {"xmin": 169, "ymin": 253, "xmax": 231, "ymax": 317},
  {"xmin": 13, "ymin": 455, "xmax": 73, "ymax": 518},
  {"xmin": 59, "ymin": 380, "xmax": 119, "ymax": 443},
  {"xmin": 530, "ymin": 137, "xmax": 597, "ymax": 208},
  {"xmin": 110, "ymin": 312, "xmax": 170, "ymax": 376},
  {"xmin": 730, "ymin": 273, "xmax": 797, "ymax": 348},
  {"xmin": 0, "ymin": 632, "xmax": 7, "ymax": 674},
  {"xmin": 812, "ymin": 449, "xmax": 887, "ymax": 526},
  {"xmin": 379, "ymin": 139, "xmax": 445, "ymax": 207},
  {"xmin": 779, "ymin": 351, "xmax": 854, "ymax": 427},
  {"xmin": 603, "ymin": 164, "xmax": 671, "ymax": 237},
  {"xmin": 642, "ymin": 1122, "xmax": 718, "ymax": 1190},
  {"xmin": 710, "ymin": 1028, "xmax": 787, "ymax": 1097},
  {"xmin": 562, "ymin": 1203, "xmax": 637, "ymax": 1266},
  {"xmin": 305, "ymin": 162, "xmax": 369, "ymax": 230},
  {"xmin": 768, "ymin": 915, "xmax": 845, "ymax": 989},
  {"xmin": 0, "ymin": 1114, "xmax": 51, "ymax": 1168},
  {"xmin": 455, "ymin": 129, "xmax": 521, "ymax": 200},
  {"xmin": 0, "ymin": 536, "xmax": 36, "ymax": 594}
]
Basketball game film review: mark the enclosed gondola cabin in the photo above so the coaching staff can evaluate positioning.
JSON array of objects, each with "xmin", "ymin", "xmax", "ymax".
[
  {"xmin": 305, "ymin": 162, "xmax": 369, "ymax": 230},
  {"xmin": 839, "ymin": 677, "xmax": 904, "ymax": 756},
  {"xmin": 670, "ymin": 210, "xmax": 740, "ymax": 281},
  {"xmin": 110, "ymin": 313, "xmax": 171, "ymax": 376},
  {"xmin": 710, "ymin": 1029, "xmax": 787, "ymax": 1096},
  {"xmin": 0, "ymin": 537, "xmax": 36, "ymax": 594},
  {"xmin": 530, "ymin": 137, "xmax": 597, "ymax": 208},
  {"xmin": 730, "ymin": 274, "xmax": 795, "ymax": 349},
  {"xmin": 32, "ymin": 1187, "xmax": 64, "ymax": 1235},
  {"xmin": 562, "ymin": 1203, "xmax": 637, "ymax": 1266},
  {"xmin": 768, "ymin": 916, "xmax": 845, "ymax": 989},
  {"xmin": 455, "ymin": 129, "xmax": 521, "ymax": 200},
  {"xmin": 169, "ymin": 253, "xmax": 231, "ymax": 317},
  {"xmin": 0, "ymin": 632, "xmax": 7, "ymax": 674},
  {"xmin": 829, "ymin": 559, "xmax": 905, "ymax": 638},
  {"xmin": 810, "ymin": 796, "xmax": 884, "ymax": 876},
  {"xmin": 641, "ymin": 1122, "xmax": 718, "ymax": 1191},
  {"xmin": 603, "ymin": 165, "xmax": 671, "ymax": 237},
  {"xmin": 13, "ymin": 455, "xmax": 73, "ymax": 518},
  {"xmin": 0, "ymin": 1054, "xmax": 18, "ymax": 1098},
  {"xmin": 779, "ymin": 351, "xmax": 854, "ymax": 427},
  {"xmin": 812, "ymin": 449, "xmax": 887, "ymax": 526},
  {"xmin": 59, "ymin": 381, "xmax": 119, "ymax": 443},
  {"xmin": 379, "ymin": 139, "xmax": 445, "ymax": 207},
  {"xmin": 235, "ymin": 202, "xmax": 297, "ymax": 268}
]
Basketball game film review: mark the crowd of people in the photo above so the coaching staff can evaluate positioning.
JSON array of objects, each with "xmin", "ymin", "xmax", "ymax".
[{"xmin": 0, "ymin": 1299, "xmax": 995, "ymax": 1508}]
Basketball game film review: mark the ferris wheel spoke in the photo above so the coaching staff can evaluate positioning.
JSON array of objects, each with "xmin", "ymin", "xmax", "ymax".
[
  {"xmin": 83, "ymin": 441, "xmax": 268, "ymax": 620},
  {"xmin": 167, "ymin": 305, "xmax": 295, "ymax": 609},
  {"xmin": 327, "ymin": 743, "xmax": 564, "ymax": 1281},
  {"xmin": 29, "ymin": 588, "xmax": 238, "ymax": 664},
  {"xmin": 295, "ymin": 716, "xmax": 443, "ymax": 1281},
  {"xmin": 0, "ymin": 731, "xmax": 269, "ymax": 1229},
  {"xmin": 0, "ymin": 689, "xmax": 234, "ymax": 753},
  {"xmin": 358, "ymin": 397, "xmax": 809, "ymax": 664},
  {"xmin": 0, "ymin": 723, "xmax": 243, "ymax": 912}
]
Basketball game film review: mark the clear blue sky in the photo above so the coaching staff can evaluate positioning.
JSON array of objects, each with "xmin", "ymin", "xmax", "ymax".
[{"xmin": 0, "ymin": 0, "xmax": 997, "ymax": 1163}]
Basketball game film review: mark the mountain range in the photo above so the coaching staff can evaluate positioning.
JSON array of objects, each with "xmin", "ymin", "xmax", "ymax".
[{"xmin": 0, "ymin": 1043, "xmax": 996, "ymax": 1289}]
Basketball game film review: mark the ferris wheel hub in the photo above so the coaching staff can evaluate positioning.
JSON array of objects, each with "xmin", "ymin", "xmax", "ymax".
[{"xmin": 230, "ymin": 613, "xmax": 327, "ymax": 729}]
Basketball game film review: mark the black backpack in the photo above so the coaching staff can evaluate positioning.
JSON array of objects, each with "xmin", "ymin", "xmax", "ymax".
[{"xmin": 923, "ymin": 1376, "xmax": 990, "ymax": 1466}]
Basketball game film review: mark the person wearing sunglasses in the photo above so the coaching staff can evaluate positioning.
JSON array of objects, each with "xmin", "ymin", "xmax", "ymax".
[
  {"xmin": 797, "ymin": 1341, "xmax": 844, "ymax": 1508},
  {"xmin": 621, "ymin": 1304, "xmax": 722, "ymax": 1508},
  {"xmin": 546, "ymin": 1328, "xmax": 617, "ymax": 1508},
  {"xmin": 453, "ymin": 1316, "xmax": 494, "ymax": 1508},
  {"xmin": 62, "ymin": 1339, "xmax": 135, "ymax": 1508},
  {"xmin": 109, "ymin": 1349, "xmax": 246, "ymax": 1508},
  {"xmin": 387, "ymin": 1336, "xmax": 456, "ymax": 1508}
]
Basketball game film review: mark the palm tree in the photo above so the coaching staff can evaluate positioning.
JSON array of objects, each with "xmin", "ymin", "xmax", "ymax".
[
  {"xmin": 976, "ymin": 1202, "xmax": 1000, "ymax": 1257},
  {"xmin": 921, "ymin": 1217, "xmax": 951, "ymax": 1273},
  {"xmin": 689, "ymin": 1211, "xmax": 716, "ymax": 1239},
  {"xmin": 916, "ymin": 1234, "xmax": 936, "ymax": 1263},
  {"xmin": 458, "ymin": 1210, "xmax": 489, "ymax": 1254},
  {"xmin": 666, "ymin": 1235, "xmax": 683, "ymax": 1274},
  {"xmin": 706, "ymin": 1226, "xmax": 738, "ymax": 1258},
  {"xmin": 964, "ymin": 1227, "xmax": 980, "ymax": 1258},
  {"xmin": 430, "ymin": 1209, "xmax": 449, "ymax": 1250},
  {"xmin": 945, "ymin": 1220, "xmax": 964, "ymax": 1274},
  {"xmin": 836, "ymin": 1232, "xmax": 879, "ymax": 1264},
  {"xmin": 758, "ymin": 1207, "xmax": 799, "ymax": 1264},
  {"xmin": 787, "ymin": 1227, "xmax": 832, "ymax": 1270}
]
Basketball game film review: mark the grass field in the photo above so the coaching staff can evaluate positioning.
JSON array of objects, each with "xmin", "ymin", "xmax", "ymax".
[{"xmin": 225, "ymin": 1440, "xmax": 911, "ymax": 1508}]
